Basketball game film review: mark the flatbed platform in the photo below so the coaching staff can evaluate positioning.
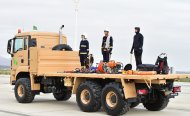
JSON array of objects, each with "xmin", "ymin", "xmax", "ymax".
[{"xmin": 42, "ymin": 73, "xmax": 190, "ymax": 80}]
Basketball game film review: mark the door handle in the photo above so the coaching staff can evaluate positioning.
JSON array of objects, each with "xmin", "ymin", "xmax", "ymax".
[{"xmin": 21, "ymin": 59, "xmax": 24, "ymax": 63}]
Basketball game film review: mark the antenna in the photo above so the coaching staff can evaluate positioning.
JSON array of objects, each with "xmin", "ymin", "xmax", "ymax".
[{"xmin": 73, "ymin": 0, "xmax": 80, "ymax": 50}]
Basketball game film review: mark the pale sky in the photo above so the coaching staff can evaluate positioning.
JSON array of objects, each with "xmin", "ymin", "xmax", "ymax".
[{"xmin": 0, "ymin": 0, "xmax": 190, "ymax": 71}]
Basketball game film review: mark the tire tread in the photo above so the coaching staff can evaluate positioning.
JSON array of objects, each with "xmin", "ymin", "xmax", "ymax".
[
  {"xmin": 102, "ymin": 82, "xmax": 130, "ymax": 115},
  {"xmin": 76, "ymin": 81, "xmax": 102, "ymax": 112},
  {"xmin": 143, "ymin": 91, "xmax": 169, "ymax": 111},
  {"xmin": 15, "ymin": 78, "xmax": 35, "ymax": 103}
]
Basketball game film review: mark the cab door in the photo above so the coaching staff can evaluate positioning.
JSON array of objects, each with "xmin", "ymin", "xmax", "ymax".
[{"xmin": 11, "ymin": 36, "xmax": 29, "ymax": 79}]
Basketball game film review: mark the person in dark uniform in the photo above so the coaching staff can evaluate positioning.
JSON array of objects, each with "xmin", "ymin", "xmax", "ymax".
[
  {"xmin": 101, "ymin": 29, "xmax": 113, "ymax": 62},
  {"xmin": 130, "ymin": 27, "xmax": 144, "ymax": 66},
  {"xmin": 79, "ymin": 33, "xmax": 89, "ymax": 68}
]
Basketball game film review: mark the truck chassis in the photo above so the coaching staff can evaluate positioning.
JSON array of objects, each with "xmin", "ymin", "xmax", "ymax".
[{"xmin": 14, "ymin": 72, "xmax": 188, "ymax": 115}]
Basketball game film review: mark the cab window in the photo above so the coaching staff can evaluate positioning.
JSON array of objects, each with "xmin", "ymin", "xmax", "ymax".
[{"xmin": 14, "ymin": 38, "xmax": 23, "ymax": 53}]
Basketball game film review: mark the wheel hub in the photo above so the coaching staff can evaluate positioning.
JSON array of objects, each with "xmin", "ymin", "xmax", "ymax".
[
  {"xmin": 106, "ymin": 91, "xmax": 118, "ymax": 108},
  {"xmin": 81, "ymin": 89, "xmax": 91, "ymax": 105},
  {"xmin": 111, "ymin": 95, "xmax": 117, "ymax": 103},
  {"xmin": 17, "ymin": 84, "xmax": 24, "ymax": 97}
]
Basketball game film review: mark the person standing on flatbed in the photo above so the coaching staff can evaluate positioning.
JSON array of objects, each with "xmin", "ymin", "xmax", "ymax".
[
  {"xmin": 79, "ymin": 33, "xmax": 89, "ymax": 68},
  {"xmin": 130, "ymin": 27, "xmax": 144, "ymax": 67},
  {"xmin": 101, "ymin": 29, "xmax": 113, "ymax": 62}
]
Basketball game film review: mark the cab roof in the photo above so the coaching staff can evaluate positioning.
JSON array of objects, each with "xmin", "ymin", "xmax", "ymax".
[{"xmin": 16, "ymin": 31, "xmax": 66, "ymax": 38}]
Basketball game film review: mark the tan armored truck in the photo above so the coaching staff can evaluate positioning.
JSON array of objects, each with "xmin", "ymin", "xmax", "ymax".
[{"xmin": 7, "ymin": 26, "xmax": 190, "ymax": 115}]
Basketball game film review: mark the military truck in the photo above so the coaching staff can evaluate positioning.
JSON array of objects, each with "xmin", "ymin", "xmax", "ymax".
[{"xmin": 7, "ymin": 26, "xmax": 189, "ymax": 115}]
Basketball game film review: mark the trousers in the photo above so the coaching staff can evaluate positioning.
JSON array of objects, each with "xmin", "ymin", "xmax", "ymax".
[
  {"xmin": 134, "ymin": 50, "xmax": 142, "ymax": 66},
  {"xmin": 102, "ymin": 51, "xmax": 110, "ymax": 62},
  {"xmin": 80, "ymin": 54, "xmax": 88, "ymax": 67}
]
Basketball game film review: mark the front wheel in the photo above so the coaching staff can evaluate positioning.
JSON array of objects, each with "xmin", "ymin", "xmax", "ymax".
[
  {"xmin": 143, "ymin": 90, "xmax": 169, "ymax": 111},
  {"xmin": 101, "ymin": 82, "xmax": 130, "ymax": 115},
  {"xmin": 14, "ymin": 78, "xmax": 35, "ymax": 103}
]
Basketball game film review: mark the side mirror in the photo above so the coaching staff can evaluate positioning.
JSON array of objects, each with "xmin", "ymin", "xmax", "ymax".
[{"xmin": 7, "ymin": 39, "xmax": 13, "ymax": 55}]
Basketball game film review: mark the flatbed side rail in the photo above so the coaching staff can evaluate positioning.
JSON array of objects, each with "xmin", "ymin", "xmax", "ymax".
[
  {"xmin": 39, "ymin": 73, "xmax": 190, "ymax": 90},
  {"xmin": 40, "ymin": 73, "xmax": 190, "ymax": 80}
]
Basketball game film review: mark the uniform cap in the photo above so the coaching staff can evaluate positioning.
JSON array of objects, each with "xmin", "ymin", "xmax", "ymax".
[
  {"xmin": 81, "ymin": 33, "xmax": 88, "ymax": 38},
  {"xmin": 104, "ymin": 29, "xmax": 110, "ymax": 32},
  {"xmin": 159, "ymin": 53, "xmax": 167, "ymax": 59}
]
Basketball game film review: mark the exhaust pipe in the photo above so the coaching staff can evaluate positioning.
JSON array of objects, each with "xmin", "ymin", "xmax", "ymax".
[{"xmin": 59, "ymin": 25, "xmax": 64, "ymax": 44}]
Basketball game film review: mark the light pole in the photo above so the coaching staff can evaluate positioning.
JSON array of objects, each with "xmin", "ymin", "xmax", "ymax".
[{"xmin": 73, "ymin": 0, "xmax": 80, "ymax": 50}]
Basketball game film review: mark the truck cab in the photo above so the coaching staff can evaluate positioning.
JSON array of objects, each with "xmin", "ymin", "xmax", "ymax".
[{"xmin": 7, "ymin": 31, "xmax": 80, "ymax": 85}]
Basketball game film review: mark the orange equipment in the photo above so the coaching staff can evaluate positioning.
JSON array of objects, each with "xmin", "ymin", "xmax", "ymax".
[
  {"xmin": 107, "ymin": 60, "xmax": 117, "ymax": 68},
  {"xmin": 97, "ymin": 60, "xmax": 122, "ymax": 74},
  {"xmin": 97, "ymin": 61, "xmax": 105, "ymax": 73},
  {"xmin": 123, "ymin": 70, "xmax": 157, "ymax": 75},
  {"xmin": 133, "ymin": 71, "xmax": 157, "ymax": 75}
]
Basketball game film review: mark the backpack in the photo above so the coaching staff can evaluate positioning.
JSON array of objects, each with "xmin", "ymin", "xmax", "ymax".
[{"xmin": 137, "ymin": 53, "xmax": 169, "ymax": 74}]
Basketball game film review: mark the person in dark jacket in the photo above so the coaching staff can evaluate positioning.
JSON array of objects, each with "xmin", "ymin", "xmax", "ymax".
[
  {"xmin": 79, "ymin": 33, "xmax": 89, "ymax": 68},
  {"xmin": 130, "ymin": 27, "xmax": 144, "ymax": 66},
  {"xmin": 101, "ymin": 29, "xmax": 113, "ymax": 62}
]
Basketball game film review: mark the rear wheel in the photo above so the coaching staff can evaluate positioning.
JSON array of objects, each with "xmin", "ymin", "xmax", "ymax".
[
  {"xmin": 76, "ymin": 81, "xmax": 102, "ymax": 112},
  {"xmin": 101, "ymin": 82, "xmax": 130, "ymax": 115},
  {"xmin": 14, "ymin": 78, "xmax": 35, "ymax": 103},
  {"xmin": 53, "ymin": 90, "xmax": 72, "ymax": 101},
  {"xmin": 143, "ymin": 90, "xmax": 169, "ymax": 111}
]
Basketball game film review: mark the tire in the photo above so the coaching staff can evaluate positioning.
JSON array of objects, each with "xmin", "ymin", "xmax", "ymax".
[
  {"xmin": 101, "ymin": 82, "xmax": 130, "ymax": 116},
  {"xmin": 14, "ymin": 78, "xmax": 35, "ymax": 103},
  {"xmin": 143, "ymin": 90, "xmax": 169, "ymax": 111},
  {"xmin": 76, "ymin": 81, "xmax": 102, "ymax": 112},
  {"xmin": 53, "ymin": 90, "xmax": 72, "ymax": 101},
  {"xmin": 52, "ymin": 44, "xmax": 73, "ymax": 51},
  {"xmin": 130, "ymin": 102, "xmax": 140, "ymax": 108}
]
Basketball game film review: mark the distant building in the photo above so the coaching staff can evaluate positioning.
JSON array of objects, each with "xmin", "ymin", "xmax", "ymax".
[{"xmin": 176, "ymin": 71, "xmax": 190, "ymax": 74}]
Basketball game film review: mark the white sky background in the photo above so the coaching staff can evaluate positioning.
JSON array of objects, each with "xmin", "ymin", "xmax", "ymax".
[{"xmin": 0, "ymin": 0, "xmax": 190, "ymax": 71}]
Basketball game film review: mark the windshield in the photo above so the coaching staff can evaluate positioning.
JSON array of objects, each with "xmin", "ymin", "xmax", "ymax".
[{"xmin": 14, "ymin": 38, "xmax": 23, "ymax": 53}]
